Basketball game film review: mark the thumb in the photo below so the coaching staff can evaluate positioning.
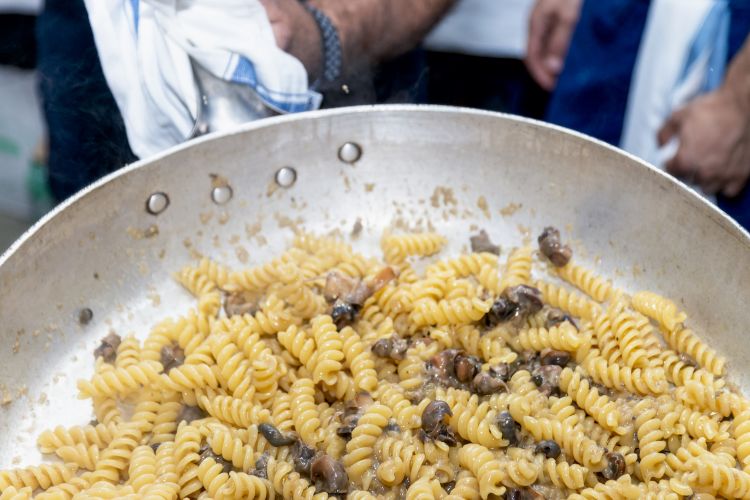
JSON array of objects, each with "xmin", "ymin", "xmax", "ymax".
[{"xmin": 657, "ymin": 109, "xmax": 686, "ymax": 147}]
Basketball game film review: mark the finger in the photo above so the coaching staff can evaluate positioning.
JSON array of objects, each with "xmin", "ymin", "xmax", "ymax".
[
  {"xmin": 700, "ymin": 179, "xmax": 723, "ymax": 195},
  {"xmin": 544, "ymin": 14, "xmax": 576, "ymax": 77},
  {"xmin": 722, "ymin": 179, "xmax": 746, "ymax": 198},
  {"xmin": 665, "ymin": 151, "xmax": 691, "ymax": 178},
  {"xmin": 526, "ymin": 3, "xmax": 549, "ymax": 61},
  {"xmin": 526, "ymin": 63, "xmax": 556, "ymax": 91},
  {"xmin": 526, "ymin": 7, "xmax": 555, "ymax": 90},
  {"xmin": 657, "ymin": 110, "xmax": 686, "ymax": 147}
]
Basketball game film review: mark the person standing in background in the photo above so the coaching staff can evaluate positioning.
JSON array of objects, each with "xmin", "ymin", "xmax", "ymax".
[
  {"xmin": 527, "ymin": 0, "xmax": 750, "ymax": 230},
  {"xmin": 36, "ymin": 0, "xmax": 455, "ymax": 202},
  {"xmin": 423, "ymin": 0, "xmax": 548, "ymax": 117}
]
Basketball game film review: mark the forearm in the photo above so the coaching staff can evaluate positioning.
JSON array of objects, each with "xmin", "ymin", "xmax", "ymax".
[{"xmin": 312, "ymin": 0, "xmax": 456, "ymax": 68}]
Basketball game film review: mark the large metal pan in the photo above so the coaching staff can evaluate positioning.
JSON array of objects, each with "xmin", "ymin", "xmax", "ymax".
[{"xmin": 1, "ymin": 105, "xmax": 749, "ymax": 464}]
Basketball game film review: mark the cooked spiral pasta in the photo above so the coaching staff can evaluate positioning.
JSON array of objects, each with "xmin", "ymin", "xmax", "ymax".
[
  {"xmin": 398, "ymin": 348, "xmax": 426, "ymax": 392},
  {"xmin": 278, "ymin": 265, "xmax": 325, "ymax": 319},
  {"xmin": 381, "ymin": 232, "xmax": 446, "ymax": 264},
  {"xmin": 559, "ymin": 367, "xmax": 620, "ymax": 431},
  {"xmin": 535, "ymin": 280, "xmax": 602, "ymax": 320},
  {"xmin": 425, "ymin": 252, "xmax": 496, "ymax": 278},
  {"xmin": 499, "ymin": 247, "xmax": 532, "ymax": 290},
  {"xmin": 445, "ymin": 469, "xmax": 480, "ymax": 500},
  {"xmin": 458, "ymin": 444, "xmax": 506, "ymax": 499},
  {"xmin": 580, "ymin": 349, "xmax": 667, "ymax": 395},
  {"xmin": 38, "ymin": 422, "xmax": 119, "ymax": 453},
  {"xmin": 735, "ymin": 408, "xmax": 750, "ymax": 473},
  {"xmin": 539, "ymin": 458, "xmax": 589, "ymax": 490},
  {"xmin": 678, "ymin": 380, "xmax": 747, "ymax": 418},
  {"xmin": 339, "ymin": 326, "xmax": 378, "ymax": 392},
  {"xmin": 376, "ymin": 433, "xmax": 431, "ymax": 486},
  {"xmin": 115, "ymin": 335, "xmax": 141, "ymax": 369},
  {"xmin": 608, "ymin": 303, "xmax": 650, "ymax": 369},
  {"xmin": 277, "ymin": 324, "xmax": 316, "ymax": 369},
  {"xmin": 658, "ymin": 400, "xmax": 719, "ymax": 441},
  {"xmin": 220, "ymin": 471, "xmax": 273, "ymax": 499},
  {"xmin": 373, "ymin": 283, "xmax": 413, "ymax": 316},
  {"xmin": 659, "ymin": 349, "xmax": 722, "ymax": 389},
  {"xmin": 198, "ymin": 393, "xmax": 270, "ymax": 428},
  {"xmin": 93, "ymin": 396, "xmax": 122, "ymax": 426},
  {"xmin": 405, "ymin": 476, "xmax": 445, "ymax": 500},
  {"xmin": 663, "ymin": 326, "xmax": 726, "ymax": 377},
  {"xmin": 265, "ymin": 457, "xmax": 326, "ymax": 500},
  {"xmin": 0, "ymin": 463, "xmax": 77, "ymax": 491},
  {"xmin": 175, "ymin": 265, "xmax": 216, "ymax": 298},
  {"xmin": 12, "ymin": 228, "xmax": 746, "ymax": 499},
  {"xmin": 631, "ymin": 291, "xmax": 687, "ymax": 332},
  {"xmin": 158, "ymin": 363, "xmax": 219, "ymax": 392},
  {"xmin": 127, "ymin": 445, "xmax": 156, "ymax": 493},
  {"xmin": 225, "ymin": 249, "xmax": 302, "ymax": 292},
  {"xmin": 685, "ymin": 458, "xmax": 750, "ymax": 499},
  {"xmin": 410, "ymin": 275, "xmax": 451, "ymax": 306},
  {"xmin": 343, "ymin": 404, "xmax": 392, "ymax": 488},
  {"xmin": 521, "ymin": 416, "xmax": 606, "ymax": 470},
  {"xmin": 556, "ymin": 261, "xmax": 617, "ymax": 302},
  {"xmin": 150, "ymin": 392, "xmax": 182, "ymax": 445},
  {"xmin": 54, "ymin": 443, "xmax": 99, "ymax": 471},
  {"xmin": 634, "ymin": 399, "xmax": 667, "ymax": 481},
  {"xmin": 0, "ymin": 486, "xmax": 32, "ymax": 500},
  {"xmin": 309, "ymin": 315, "xmax": 345, "ymax": 385},
  {"xmin": 447, "ymin": 394, "xmax": 506, "ymax": 448},
  {"xmin": 211, "ymin": 334, "xmax": 254, "ymax": 400},
  {"xmin": 207, "ymin": 427, "xmax": 256, "ymax": 472},
  {"xmin": 569, "ymin": 474, "xmax": 641, "ymax": 499},
  {"xmin": 196, "ymin": 457, "xmax": 230, "ymax": 498},
  {"xmin": 376, "ymin": 384, "xmax": 424, "ymax": 429},
  {"xmin": 290, "ymin": 378, "xmax": 322, "ymax": 445},
  {"xmin": 409, "ymin": 297, "xmax": 491, "ymax": 327},
  {"xmin": 455, "ymin": 325, "xmax": 518, "ymax": 363},
  {"xmin": 77, "ymin": 360, "xmax": 163, "ymax": 399},
  {"xmin": 514, "ymin": 323, "xmax": 584, "ymax": 352},
  {"xmin": 172, "ymin": 423, "xmax": 202, "ymax": 498},
  {"xmin": 497, "ymin": 456, "xmax": 539, "ymax": 487}
]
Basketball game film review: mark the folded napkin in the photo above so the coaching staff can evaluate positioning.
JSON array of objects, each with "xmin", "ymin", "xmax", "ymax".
[{"xmin": 83, "ymin": 0, "xmax": 322, "ymax": 159}]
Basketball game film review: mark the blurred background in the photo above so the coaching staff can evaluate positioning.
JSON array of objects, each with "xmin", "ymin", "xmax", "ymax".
[{"xmin": 2, "ymin": 0, "xmax": 750, "ymax": 252}]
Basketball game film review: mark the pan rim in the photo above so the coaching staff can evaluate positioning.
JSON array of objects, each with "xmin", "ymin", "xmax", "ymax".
[{"xmin": 2, "ymin": 103, "xmax": 748, "ymax": 269}]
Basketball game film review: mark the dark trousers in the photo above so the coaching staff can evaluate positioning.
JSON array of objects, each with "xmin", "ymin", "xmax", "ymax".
[{"xmin": 36, "ymin": 0, "xmax": 135, "ymax": 202}]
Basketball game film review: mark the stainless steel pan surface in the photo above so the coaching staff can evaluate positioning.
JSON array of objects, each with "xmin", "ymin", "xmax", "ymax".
[{"xmin": 1, "ymin": 105, "xmax": 749, "ymax": 464}]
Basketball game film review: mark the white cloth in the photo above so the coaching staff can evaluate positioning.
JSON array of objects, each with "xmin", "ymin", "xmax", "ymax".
[
  {"xmin": 83, "ymin": 0, "xmax": 321, "ymax": 159},
  {"xmin": 424, "ymin": 0, "xmax": 534, "ymax": 59},
  {"xmin": 621, "ymin": 0, "xmax": 727, "ymax": 175}
]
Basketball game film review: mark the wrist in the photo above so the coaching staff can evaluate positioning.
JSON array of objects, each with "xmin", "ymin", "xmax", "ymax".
[
  {"xmin": 302, "ymin": 2, "xmax": 343, "ymax": 87},
  {"xmin": 289, "ymin": 4, "xmax": 324, "ymax": 82}
]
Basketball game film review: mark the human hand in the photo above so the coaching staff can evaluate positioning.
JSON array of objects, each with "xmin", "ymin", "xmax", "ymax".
[
  {"xmin": 657, "ymin": 86, "xmax": 750, "ymax": 197},
  {"xmin": 259, "ymin": 0, "xmax": 323, "ymax": 80},
  {"xmin": 525, "ymin": 0, "xmax": 582, "ymax": 91}
]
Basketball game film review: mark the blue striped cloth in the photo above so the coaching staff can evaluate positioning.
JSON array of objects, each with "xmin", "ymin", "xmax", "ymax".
[
  {"xmin": 674, "ymin": 1, "xmax": 731, "ymax": 95},
  {"xmin": 83, "ymin": 0, "xmax": 321, "ymax": 158}
]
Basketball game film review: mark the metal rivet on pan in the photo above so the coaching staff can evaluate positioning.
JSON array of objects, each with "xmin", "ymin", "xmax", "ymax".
[
  {"xmin": 338, "ymin": 142, "xmax": 362, "ymax": 164},
  {"xmin": 275, "ymin": 167, "xmax": 297, "ymax": 188},
  {"xmin": 78, "ymin": 307, "xmax": 93, "ymax": 325},
  {"xmin": 211, "ymin": 185, "xmax": 233, "ymax": 205},
  {"xmin": 146, "ymin": 192, "xmax": 169, "ymax": 215}
]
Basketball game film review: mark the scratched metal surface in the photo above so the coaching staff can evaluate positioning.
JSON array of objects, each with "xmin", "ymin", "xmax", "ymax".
[{"xmin": 1, "ymin": 105, "xmax": 748, "ymax": 466}]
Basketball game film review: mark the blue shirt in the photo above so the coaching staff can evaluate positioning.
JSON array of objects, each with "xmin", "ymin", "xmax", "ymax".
[{"xmin": 546, "ymin": 0, "xmax": 750, "ymax": 230}]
